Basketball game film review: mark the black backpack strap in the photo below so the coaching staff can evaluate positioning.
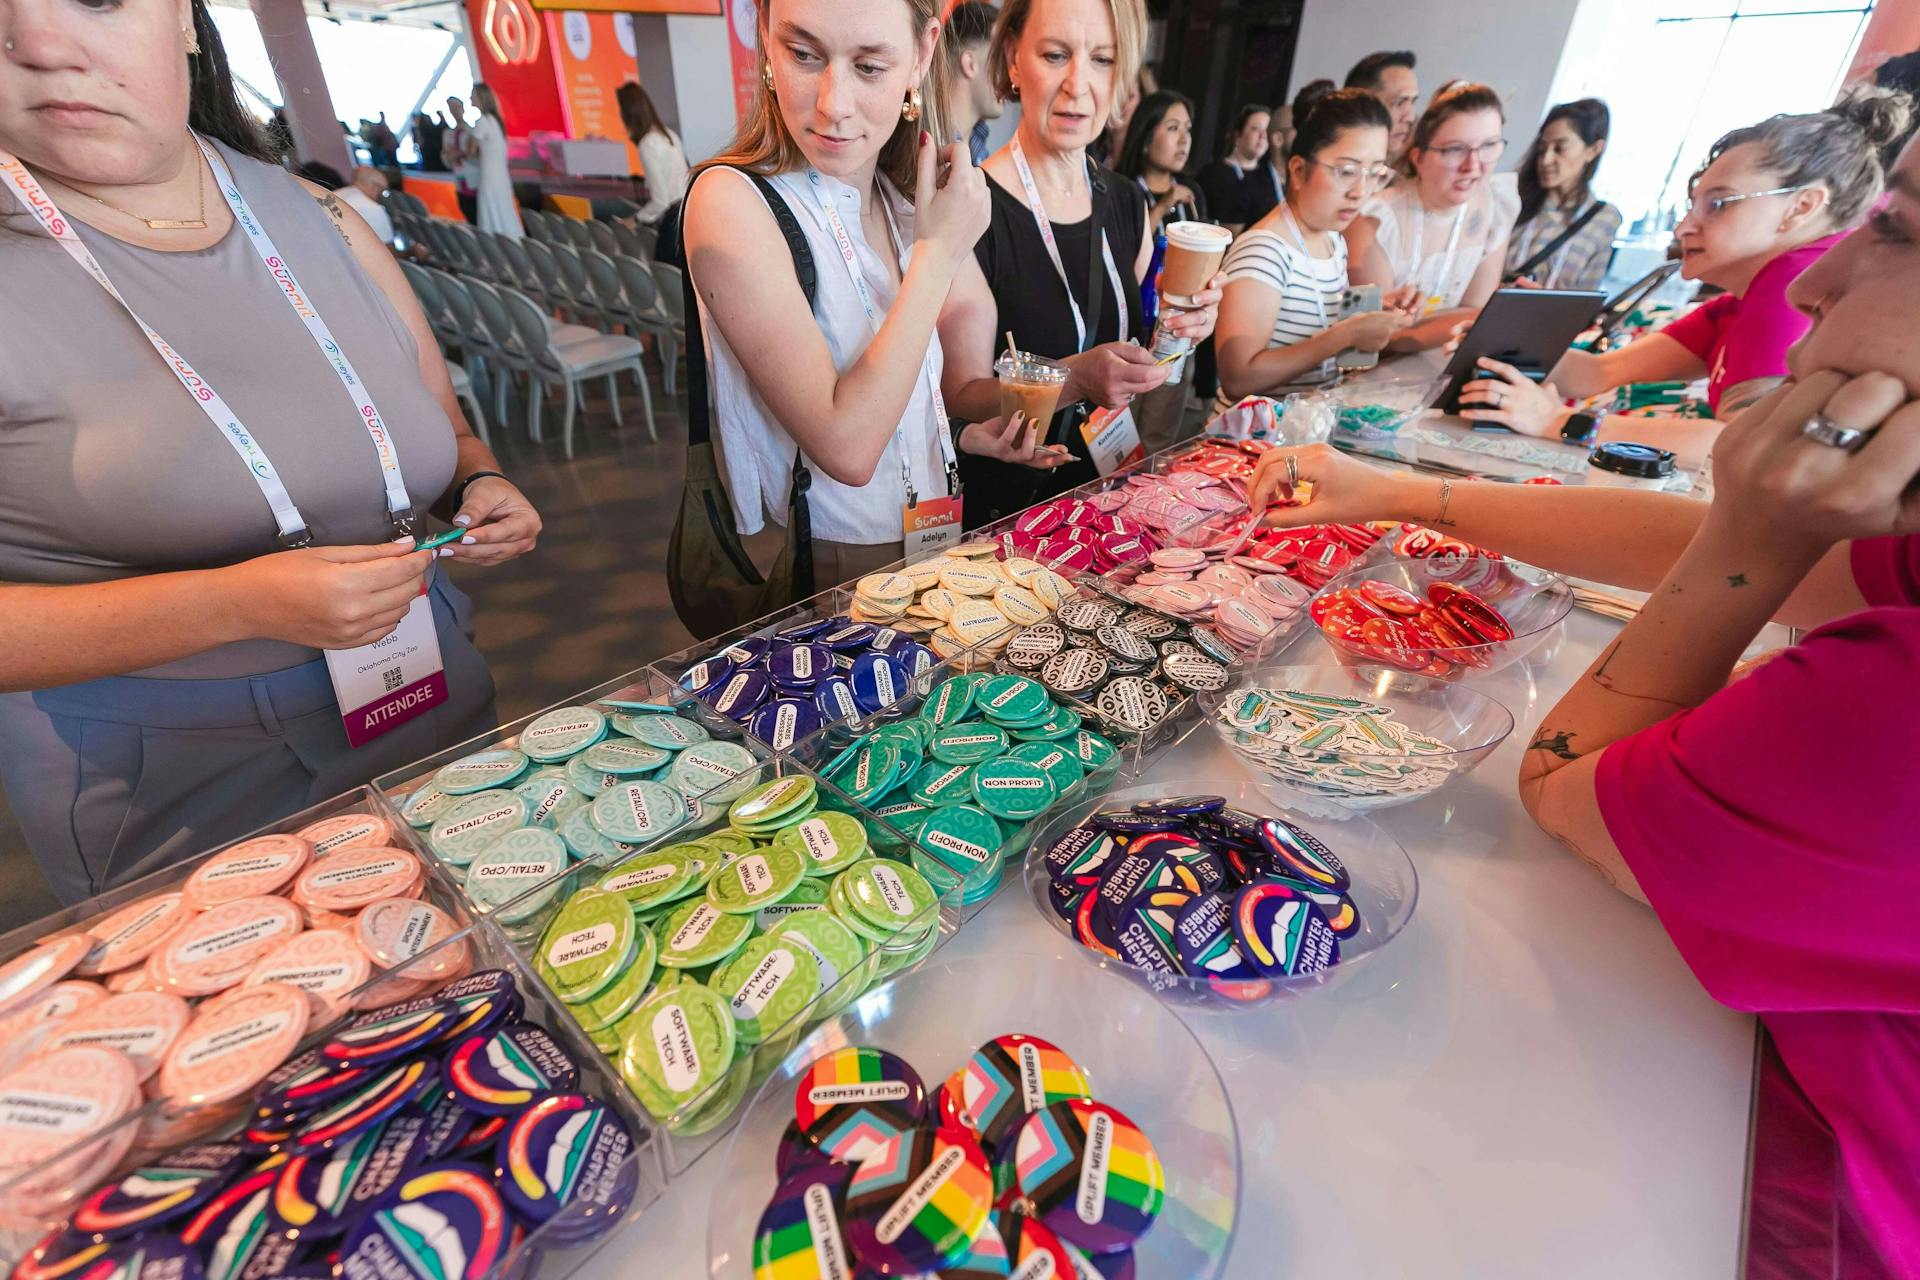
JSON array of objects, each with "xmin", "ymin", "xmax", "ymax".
[
  {"xmin": 1507, "ymin": 200, "xmax": 1606, "ymax": 283},
  {"xmin": 678, "ymin": 166, "xmax": 819, "ymax": 449}
]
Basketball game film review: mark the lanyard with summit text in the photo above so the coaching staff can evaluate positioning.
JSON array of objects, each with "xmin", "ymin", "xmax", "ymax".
[
  {"xmin": 1408, "ymin": 200, "xmax": 1466, "ymax": 316},
  {"xmin": 1010, "ymin": 138, "xmax": 1129, "ymax": 352},
  {"xmin": 0, "ymin": 136, "xmax": 418, "ymax": 545},
  {"xmin": 802, "ymin": 168, "xmax": 959, "ymax": 506}
]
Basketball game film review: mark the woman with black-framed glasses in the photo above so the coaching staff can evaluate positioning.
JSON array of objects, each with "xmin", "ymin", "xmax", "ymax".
[
  {"xmin": 1458, "ymin": 94, "xmax": 1910, "ymax": 468},
  {"xmin": 1346, "ymin": 81, "xmax": 1516, "ymax": 351},
  {"xmin": 1212, "ymin": 86, "xmax": 1418, "ymax": 412}
]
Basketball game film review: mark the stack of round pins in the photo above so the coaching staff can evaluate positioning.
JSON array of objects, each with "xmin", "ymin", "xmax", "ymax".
[
  {"xmin": 1039, "ymin": 795, "xmax": 1357, "ymax": 1004},
  {"xmin": 7, "ymin": 967, "xmax": 641, "ymax": 1279},
  {"xmin": 1312, "ymin": 578, "xmax": 1517, "ymax": 678},
  {"xmin": 810, "ymin": 672, "xmax": 1120, "ymax": 905},
  {"xmin": 1213, "ymin": 685, "xmax": 1459, "ymax": 803},
  {"xmin": 993, "ymin": 585, "xmax": 1239, "ymax": 742},
  {"xmin": 675, "ymin": 616, "xmax": 943, "ymax": 751},
  {"xmin": 848, "ymin": 548, "xmax": 1076, "ymax": 672},
  {"xmin": 524, "ymin": 775, "xmax": 946, "ymax": 1137},
  {"xmin": 0, "ymin": 810, "xmax": 471, "ymax": 1215},
  {"xmin": 751, "ymin": 1035, "xmax": 1164, "ymax": 1277},
  {"xmin": 394, "ymin": 703, "xmax": 763, "ymax": 939}
]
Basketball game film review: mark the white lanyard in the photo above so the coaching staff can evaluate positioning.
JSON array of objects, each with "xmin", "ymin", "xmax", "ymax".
[
  {"xmin": 1278, "ymin": 204, "xmax": 1332, "ymax": 329},
  {"xmin": 0, "ymin": 138, "xmax": 416, "ymax": 545},
  {"xmin": 802, "ymin": 168, "xmax": 957, "ymax": 505},
  {"xmin": 1227, "ymin": 160, "xmax": 1245, "ymax": 180},
  {"xmin": 1010, "ymin": 138, "xmax": 1130, "ymax": 352},
  {"xmin": 1269, "ymin": 162, "xmax": 1285, "ymax": 205},
  {"xmin": 1407, "ymin": 199, "xmax": 1466, "ymax": 311}
]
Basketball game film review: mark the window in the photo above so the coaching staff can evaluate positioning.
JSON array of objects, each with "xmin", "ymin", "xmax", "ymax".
[
  {"xmin": 207, "ymin": 4, "xmax": 474, "ymax": 164},
  {"xmin": 1546, "ymin": 0, "xmax": 1875, "ymax": 235}
]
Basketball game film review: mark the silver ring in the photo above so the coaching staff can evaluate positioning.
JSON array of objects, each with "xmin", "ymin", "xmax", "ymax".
[
  {"xmin": 1492, "ymin": 387, "xmax": 1503, "ymax": 405},
  {"xmin": 1800, "ymin": 414, "xmax": 1869, "ymax": 451},
  {"xmin": 1285, "ymin": 454, "xmax": 1300, "ymax": 489}
]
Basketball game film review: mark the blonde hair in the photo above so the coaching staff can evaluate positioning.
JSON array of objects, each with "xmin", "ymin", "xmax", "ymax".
[
  {"xmin": 699, "ymin": 0, "xmax": 948, "ymax": 196},
  {"xmin": 988, "ymin": 0, "xmax": 1147, "ymax": 126}
]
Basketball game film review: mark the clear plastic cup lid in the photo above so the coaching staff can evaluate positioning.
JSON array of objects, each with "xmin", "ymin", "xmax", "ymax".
[{"xmin": 994, "ymin": 351, "xmax": 1070, "ymax": 384}]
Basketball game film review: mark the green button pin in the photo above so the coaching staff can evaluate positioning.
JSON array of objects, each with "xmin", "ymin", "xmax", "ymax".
[
  {"xmin": 974, "ymin": 675, "xmax": 1051, "ymax": 727},
  {"xmin": 709, "ymin": 934, "xmax": 821, "ymax": 1045},
  {"xmin": 670, "ymin": 741, "xmax": 762, "ymax": 803},
  {"xmin": 434, "ymin": 747, "xmax": 530, "ymax": 795},
  {"xmin": 573, "ymin": 924, "xmax": 658, "ymax": 1031},
  {"xmin": 845, "ymin": 741, "xmax": 904, "ymax": 804},
  {"xmin": 727, "ymin": 775, "xmax": 817, "ymax": 827},
  {"xmin": 596, "ymin": 848, "xmax": 696, "ymax": 910},
  {"xmin": 619, "ymin": 980, "xmax": 736, "ymax": 1120},
  {"xmin": 907, "ymin": 759, "xmax": 976, "ymax": 807},
  {"xmin": 519, "ymin": 706, "xmax": 607, "ymax": 763},
  {"xmin": 706, "ymin": 846, "xmax": 806, "ymax": 914},
  {"xmin": 589, "ymin": 780, "xmax": 688, "ymax": 844},
  {"xmin": 915, "ymin": 804, "xmax": 1006, "ymax": 872},
  {"xmin": 582, "ymin": 738, "xmax": 671, "ymax": 776},
  {"xmin": 770, "ymin": 911, "xmax": 868, "ymax": 1017},
  {"xmin": 536, "ymin": 889, "xmax": 637, "ymax": 1002},
  {"xmin": 1011, "ymin": 701, "xmax": 1083, "ymax": 742},
  {"xmin": 656, "ymin": 897, "xmax": 755, "ymax": 969},
  {"xmin": 428, "ymin": 790, "xmax": 528, "ymax": 867},
  {"xmin": 969, "ymin": 759, "xmax": 1057, "ymax": 821},
  {"xmin": 929, "ymin": 724, "xmax": 1008, "ymax": 766},
  {"xmin": 400, "ymin": 785, "xmax": 457, "ymax": 828},
  {"xmin": 755, "ymin": 873, "xmax": 831, "ymax": 930},
  {"xmin": 840, "ymin": 857, "xmax": 939, "ymax": 935},
  {"xmin": 772, "ymin": 812, "xmax": 868, "ymax": 876},
  {"xmin": 556, "ymin": 805, "xmax": 639, "ymax": 863},
  {"xmin": 926, "ymin": 675, "xmax": 980, "ymax": 725},
  {"xmin": 1009, "ymin": 740, "xmax": 1085, "ymax": 797}
]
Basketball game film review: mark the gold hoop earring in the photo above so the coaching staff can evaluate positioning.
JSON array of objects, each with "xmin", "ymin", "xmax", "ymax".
[
  {"xmin": 762, "ymin": 61, "xmax": 775, "ymax": 92},
  {"xmin": 902, "ymin": 87, "xmax": 923, "ymax": 123},
  {"xmin": 184, "ymin": 25, "xmax": 200, "ymax": 54}
]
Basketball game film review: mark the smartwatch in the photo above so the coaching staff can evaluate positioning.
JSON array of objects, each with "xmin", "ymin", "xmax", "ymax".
[{"xmin": 1560, "ymin": 412, "xmax": 1600, "ymax": 447}]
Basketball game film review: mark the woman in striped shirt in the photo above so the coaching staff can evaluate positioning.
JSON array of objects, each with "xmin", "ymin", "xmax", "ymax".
[{"xmin": 1213, "ymin": 87, "xmax": 1417, "ymax": 413}]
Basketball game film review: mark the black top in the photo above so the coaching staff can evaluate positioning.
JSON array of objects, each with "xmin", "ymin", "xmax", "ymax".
[
  {"xmin": 965, "ymin": 165, "xmax": 1149, "ymax": 527},
  {"xmin": 1196, "ymin": 159, "xmax": 1253, "ymax": 225},
  {"xmin": 1132, "ymin": 174, "xmax": 1209, "ymax": 228},
  {"xmin": 1238, "ymin": 160, "xmax": 1289, "ymax": 226}
]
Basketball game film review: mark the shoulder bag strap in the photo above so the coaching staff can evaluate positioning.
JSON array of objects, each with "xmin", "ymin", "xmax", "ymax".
[{"xmin": 1508, "ymin": 200, "xmax": 1605, "ymax": 283}]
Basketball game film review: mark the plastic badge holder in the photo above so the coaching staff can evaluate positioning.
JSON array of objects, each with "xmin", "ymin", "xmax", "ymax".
[
  {"xmin": 705, "ymin": 948, "xmax": 1240, "ymax": 1279},
  {"xmin": 1021, "ymin": 777, "xmax": 1418, "ymax": 1009},
  {"xmin": 1310, "ymin": 559, "xmax": 1575, "ymax": 681},
  {"xmin": 1197, "ymin": 663, "xmax": 1516, "ymax": 819},
  {"xmin": 1325, "ymin": 371, "xmax": 1448, "ymax": 440}
]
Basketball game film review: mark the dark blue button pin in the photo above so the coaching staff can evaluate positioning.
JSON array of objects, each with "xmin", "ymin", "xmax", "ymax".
[
  {"xmin": 1133, "ymin": 795, "xmax": 1225, "ymax": 819},
  {"xmin": 774, "ymin": 617, "xmax": 834, "ymax": 641},
  {"xmin": 1089, "ymin": 811, "xmax": 1183, "ymax": 834},
  {"xmin": 849, "ymin": 652, "xmax": 909, "ymax": 715},
  {"xmin": 768, "ymin": 642, "xmax": 834, "ymax": 689},
  {"xmin": 719, "ymin": 635, "xmax": 771, "ymax": 666},
  {"xmin": 817, "ymin": 619, "xmax": 876, "ymax": 651},
  {"xmin": 814, "ymin": 676, "xmax": 860, "ymax": 723},
  {"xmin": 750, "ymin": 698, "xmax": 823, "ymax": 751},
  {"xmin": 710, "ymin": 669, "xmax": 771, "ymax": 721},
  {"xmin": 897, "ymin": 642, "xmax": 938, "ymax": 678},
  {"xmin": 1257, "ymin": 819, "xmax": 1351, "ymax": 892},
  {"xmin": 678, "ymin": 656, "xmax": 735, "ymax": 698}
]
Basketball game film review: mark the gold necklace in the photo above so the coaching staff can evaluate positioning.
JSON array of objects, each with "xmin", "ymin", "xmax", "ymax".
[{"xmin": 65, "ymin": 159, "xmax": 209, "ymax": 230}]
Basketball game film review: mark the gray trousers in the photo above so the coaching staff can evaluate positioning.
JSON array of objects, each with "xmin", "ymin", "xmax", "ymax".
[{"xmin": 0, "ymin": 574, "xmax": 497, "ymax": 904}]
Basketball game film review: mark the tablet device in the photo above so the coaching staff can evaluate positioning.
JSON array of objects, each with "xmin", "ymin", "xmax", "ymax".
[{"xmin": 1435, "ymin": 287, "xmax": 1607, "ymax": 418}]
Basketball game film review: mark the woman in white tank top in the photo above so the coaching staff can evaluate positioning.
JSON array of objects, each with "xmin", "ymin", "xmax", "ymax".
[
  {"xmin": 684, "ymin": 0, "xmax": 1068, "ymax": 583},
  {"xmin": 1346, "ymin": 82, "xmax": 1518, "ymax": 352}
]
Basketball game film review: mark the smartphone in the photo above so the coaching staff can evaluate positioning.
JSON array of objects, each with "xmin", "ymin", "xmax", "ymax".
[{"xmin": 1335, "ymin": 285, "xmax": 1382, "ymax": 371}]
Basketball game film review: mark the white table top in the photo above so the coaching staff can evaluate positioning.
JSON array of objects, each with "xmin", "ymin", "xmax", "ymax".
[{"xmin": 599, "ymin": 609, "xmax": 1759, "ymax": 1279}]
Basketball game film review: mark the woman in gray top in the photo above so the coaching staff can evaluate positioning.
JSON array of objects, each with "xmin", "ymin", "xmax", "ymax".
[{"xmin": 0, "ymin": 0, "xmax": 541, "ymax": 901}]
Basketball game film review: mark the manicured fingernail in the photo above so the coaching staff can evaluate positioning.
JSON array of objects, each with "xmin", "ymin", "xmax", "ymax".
[
  {"xmin": 393, "ymin": 535, "xmax": 416, "ymax": 546},
  {"xmin": 461, "ymin": 535, "xmax": 477, "ymax": 545},
  {"xmin": 437, "ymin": 547, "xmax": 456, "ymax": 557},
  {"xmin": 453, "ymin": 514, "xmax": 473, "ymax": 527}
]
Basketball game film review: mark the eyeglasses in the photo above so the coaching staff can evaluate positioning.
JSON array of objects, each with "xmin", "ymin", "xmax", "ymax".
[
  {"xmin": 1309, "ymin": 160, "xmax": 1397, "ymax": 192},
  {"xmin": 1686, "ymin": 185, "xmax": 1809, "ymax": 220},
  {"xmin": 1425, "ymin": 140, "xmax": 1506, "ymax": 167}
]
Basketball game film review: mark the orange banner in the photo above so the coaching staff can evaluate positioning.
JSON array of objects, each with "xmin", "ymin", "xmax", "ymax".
[
  {"xmin": 726, "ymin": 0, "xmax": 760, "ymax": 125},
  {"xmin": 549, "ymin": 11, "xmax": 643, "ymax": 172}
]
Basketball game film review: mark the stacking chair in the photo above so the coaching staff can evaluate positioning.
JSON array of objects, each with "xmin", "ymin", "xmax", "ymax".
[
  {"xmin": 463, "ymin": 279, "xmax": 531, "ymax": 425},
  {"xmin": 588, "ymin": 220, "xmax": 619, "ymax": 256},
  {"xmin": 500, "ymin": 286, "xmax": 647, "ymax": 459},
  {"xmin": 632, "ymin": 222, "xmax": 659, "ymax": 259},
  {"xmin": 580, "ymin": 250, "xmax": 657, "ymax": 439},
  {"xmin": 399, "ymin": 260, "xmax": 452, "ymax": 342},
  {"xmin": 648, "ymin": 261, "xmax": 689, "ymax": 397},
  {"xmin": 562, "ymin": 218, "xmax": 593, "ymax": 250},
  {"xmin": 499, "ymin": 235, "xmax": 542, "ymax": 297},
  {"xmin": 547, "ymin": 242, "xmax": 604, "ymax": 328},
  {"xmin": 522, "ymin": 238, "xmax": 565, "ymax": 310},
  {"xmin": 611, "ymin": 220, "xmax": 651, "ymax": 262},
  {"xmin": 520, "ymin": 208, "xmax": 549, "ymax": 241},
  {"xmin": 445, "ymin": 364, "xmax": 490, "ymax": 445}
]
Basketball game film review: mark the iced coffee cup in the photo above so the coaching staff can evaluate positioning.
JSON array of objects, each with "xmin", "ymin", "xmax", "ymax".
[
  {"xmin": 1158, "ymin": 221, "xmax": 1232, "ymax": 308},
  {"xmin": 995, "ymin": 352, "xmax": 1070, "ymax": 446}
]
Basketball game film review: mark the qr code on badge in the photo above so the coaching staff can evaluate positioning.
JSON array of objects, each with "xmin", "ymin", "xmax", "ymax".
[{"xmin": 382, "ymin": 667, "xmax": 404, "ymax": 693}]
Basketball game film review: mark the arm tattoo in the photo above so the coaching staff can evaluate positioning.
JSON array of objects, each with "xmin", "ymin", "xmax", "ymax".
[
  {"xmin": 1528, "ymin": 729, "xmax": 1584, "ymax": 761},
  {"xmin": 316, "ymin": 193, "xmax": 352, "ymax": 245},
  {"xmin": 1727, "ymin": 573, "xmax": 1748, "ymax": 588}
]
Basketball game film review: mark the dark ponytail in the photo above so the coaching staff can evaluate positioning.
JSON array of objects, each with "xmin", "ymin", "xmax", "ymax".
[
  {"xmin": 189, "ymin": 0, "xmax": 274, "ymax": 163},
  {"xmin": 1516, "ymin": 98, "xmax": 1610, "ymax": 227},
  {"xmin": 1285, "ymin": 86, "xmax": 1389, "ymax": 195}
]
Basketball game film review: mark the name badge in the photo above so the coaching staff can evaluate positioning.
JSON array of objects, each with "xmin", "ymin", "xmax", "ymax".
[
  {"xmin": 324, "ymin": 594, "xmax": 448, "ymax": 747},
  {"xmin": 1080, "ymin": 407, "xmax": 1145, "ymax": 477},
  {"xmin": 903, "ymin": 494, "xmax": 963, "ymax": 561}
]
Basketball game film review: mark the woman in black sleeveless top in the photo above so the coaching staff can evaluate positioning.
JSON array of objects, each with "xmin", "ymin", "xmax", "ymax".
[{"xmin": 937, "ymin": 0, "xmax": 1223, "ymax": 528}]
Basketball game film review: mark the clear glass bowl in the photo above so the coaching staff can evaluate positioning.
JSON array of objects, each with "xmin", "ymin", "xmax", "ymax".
[
  {"xmin": 1309, "ymin": 558, "xmax": 1573, "ymax": 680},
  {"xmin": 705, "ymin": 949, "xmax": 1240, "ymax": 1278},
  {"xmin": 1196, "ymin": 663, "xmax": 1515, "ymax": 817},
  {"xmin": 1020, "ymin": 778, "xmax": 1418, "ymax": 1009}
]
